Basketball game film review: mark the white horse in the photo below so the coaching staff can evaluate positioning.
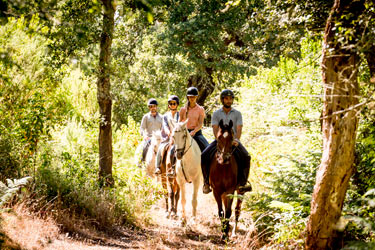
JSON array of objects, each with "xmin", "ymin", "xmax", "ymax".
[
  {"xmin": 171, "ymin": 119, "xmax": 202, "ymax": 224},
  {"xmin": 145, "ymin": 131, "xmax": 162, "ymax": 177}
]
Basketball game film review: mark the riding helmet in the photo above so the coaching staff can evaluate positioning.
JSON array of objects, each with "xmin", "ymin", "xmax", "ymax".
[
  {"xmin": 147, "ymin": 98, "xmax": 158, "ymax": 106},
  {"xmin": 220, "ymin": 89, "xmax": 235, "ymax": 103},
  {"xmin": 168, "ymin": 95, "xmax": 180, "ymax": 105},
  {"xmin": 186, "ymin": 87, "xmax": 199, "ymax": 96}
]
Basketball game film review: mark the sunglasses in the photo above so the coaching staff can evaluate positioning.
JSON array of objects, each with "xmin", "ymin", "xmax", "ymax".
[
  {"xmin": 148, "ymin": 105, "xmax": 157, "ymax": 108},
  {"xmin": 168, "ymin": 102, "xmax": 177, "ymax": 106}
]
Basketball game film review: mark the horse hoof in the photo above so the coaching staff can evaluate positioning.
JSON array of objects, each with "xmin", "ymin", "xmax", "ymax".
[
  {"xmin": 180, "ymin": 218, "xmax": 187, "ymax": 227},
  {"xmin": 221, "ymin": 234, "xmax": 229, "ymax": 242}
]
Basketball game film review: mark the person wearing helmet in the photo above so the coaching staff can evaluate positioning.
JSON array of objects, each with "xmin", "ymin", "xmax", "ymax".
[
  {"xmin": 155, "ymin": 95, "xmax": 180, "ymax": 175},
  {"xmin": 201, "ymin": 89, "xmax": 252, "ymax": 194},
  {"xmin": 140, "ymin": 98, "xmax": 163, "ymax": 163},
  {"xmin": 179, "ymin": 87, "xmax": 209, "ymax": 152}
]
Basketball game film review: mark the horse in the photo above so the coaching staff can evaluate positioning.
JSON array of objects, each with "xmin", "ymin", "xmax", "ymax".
[
  {"xmin": 144, "ymin": 131, "xmax": 180, "ymax": 217},
  {"xmin": 144, "ymin": 131, "xmax": 162, "ymax": 177},
  {"xmin": 171, "ymin": 119, "xmax": 202, "ymax": 225},
  {"xmin": 209, "ymin": 119, "xmax": 244, "ymax": 239},
  {"xmin": 161, "ymin": 142, "xmax": 180, "ymax": 218}
]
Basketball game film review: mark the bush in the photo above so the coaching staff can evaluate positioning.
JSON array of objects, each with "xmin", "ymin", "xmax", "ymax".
[{"xmin": 32, "ymin": 118, "xmax": 163, "ymax": 229}]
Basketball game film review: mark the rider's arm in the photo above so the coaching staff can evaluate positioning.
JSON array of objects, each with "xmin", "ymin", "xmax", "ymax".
[
  {"xmin": 193, "ymin": 109, "xmax": 204, "ymax": 133},
  {"xmin": 163, "ymin": 115, "xmax": 170, "ymax": 136},
  {"xmin": 179, "ymin": 107, "xmax": 186, "ymax": 122},
  {"xmin": 140, "ymin": 115, "xmax": 148, "ymax": 140},
  {"xmin": 212, "ymin": 125, "xmax": 219, "ymax": 139},
  {"xmin": 236, "ymin": 125, "xmax": 243, "ymax": 140}
]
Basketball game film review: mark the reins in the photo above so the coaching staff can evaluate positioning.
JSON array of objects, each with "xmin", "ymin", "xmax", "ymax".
[
  {"xmin": 217, "ymin": 131, "xmax": 236, "ymax": 161},
  {"xmin": 176, "ymin": 128, "xmax": 193, "ymax": 158},
  {"xmin": 176, "ymin": 128, "xmax": 193, "ymax": 183}
]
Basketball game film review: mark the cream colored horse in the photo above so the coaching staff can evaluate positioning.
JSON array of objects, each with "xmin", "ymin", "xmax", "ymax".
[
  {"xmin": 171, "ymin": 119, "xmax": 202, "ymax": 224},
  {"xmin": 145, "ymin": 131, "xmax": 162, "ymax": 177}
]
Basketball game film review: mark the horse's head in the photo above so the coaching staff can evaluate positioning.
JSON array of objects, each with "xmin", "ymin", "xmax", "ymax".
[
  {"xmin": 150, "ymin": 130, "xmax": 162, "ymax": 155},
  {"xmin": 216, "ymin": 119, "xmax": 234, "ymax": 164},
  {"xmin": 171, "ymin": 119, "xmax": 189, "ymax": 160}
]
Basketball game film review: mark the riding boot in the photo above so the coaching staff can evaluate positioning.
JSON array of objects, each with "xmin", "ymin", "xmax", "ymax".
[
  {"xmin": 154, "ymin": 157, "xmax": 162, "ymax": 175},
  {"xmin": 202, "ymin": 163, "xmax": 212, "ymax": 194},
  {"xmin": 235, "ymin": 145, "xmax": 252, "ymax": 192},
  {"xmin": 167, "ymin": 145, "xmax": 176, "ymax": 177}
]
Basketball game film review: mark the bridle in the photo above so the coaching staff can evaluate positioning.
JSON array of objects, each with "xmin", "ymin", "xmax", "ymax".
[
  {"xmin": 217, "ymin": 130, "xmax": 236, "ymax": 163},
  {"xmin": 175, "ymin": 128, "xmax": 193, "ymax": 158}
]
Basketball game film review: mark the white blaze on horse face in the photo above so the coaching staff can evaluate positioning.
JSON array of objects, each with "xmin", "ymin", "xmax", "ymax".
[{"xmin": 223, "ymin": 131, "xmax": 229, "ymax": 138}]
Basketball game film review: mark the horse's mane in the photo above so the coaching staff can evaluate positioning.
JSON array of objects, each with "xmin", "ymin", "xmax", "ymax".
[{"xmin": 150, "ymin": 130, "xmax": 162, "ymax": 145}]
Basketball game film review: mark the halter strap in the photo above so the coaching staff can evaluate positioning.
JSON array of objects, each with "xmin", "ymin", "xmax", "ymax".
[{"xmin": 177, "ymin": 129, "xmax": 193, "ymax": 157}]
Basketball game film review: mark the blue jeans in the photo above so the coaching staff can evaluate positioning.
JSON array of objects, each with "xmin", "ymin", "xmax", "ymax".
[
  {"xmin": 188, "ymin": 129, "xmax": 209, "ymax": 152},
  {"xmin": 201, "ymin": 140, "xmax": 251, "ymax": 186}
]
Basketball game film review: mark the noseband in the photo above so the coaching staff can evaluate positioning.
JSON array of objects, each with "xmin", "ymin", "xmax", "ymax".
[
  {"xmin": 217, "ymin": 131, "xmax": 235, "ymax": 162},
  {"xmin": 176, "ymin": 129, "xmax": 192, "ymax": 158}
]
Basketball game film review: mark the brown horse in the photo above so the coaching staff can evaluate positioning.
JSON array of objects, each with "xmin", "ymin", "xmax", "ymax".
[
  {"xmin": 209, "ymin": 119, "xmax": 244, "ymax": 239},
  {"xmin": 160, "ymin": 143, "xmax": 180, "ymax": 218}
]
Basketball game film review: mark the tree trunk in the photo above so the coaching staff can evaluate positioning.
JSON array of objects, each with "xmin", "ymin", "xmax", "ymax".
[
  {"xmin": 97, "ymin": 0, "xmax": 115, "ymax": 187},
  {"xmin": 305, "ymin": 0, "xmax": 365, "ymax": 249},
  {"xmin": 365, "ymin": 44, "xmax": 375, "ymax": 85},
  {"xmin": 187, "ymin": 66, "xmax": 215, "ymax": 106}
]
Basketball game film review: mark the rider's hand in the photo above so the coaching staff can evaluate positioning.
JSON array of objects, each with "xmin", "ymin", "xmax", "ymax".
[
  {"xmin": 190, "ymin": 130, "xmax": 196, "ymax": 137},
  {"xmin": 232, "ymin": 139, "xmax": 239, "ymax": 147}
]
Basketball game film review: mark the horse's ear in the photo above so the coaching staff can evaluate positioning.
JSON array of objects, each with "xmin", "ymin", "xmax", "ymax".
[
  {"xmin": 229, "ymin": 120, "xmax": 233, "ymax": 129},
  {"xmin": 182, "ymin": 118, "xmax": 189, "ymax": 128},
  {"xmin": 219, "ymin": 119, "xmax": 224, "ymax": 129}
]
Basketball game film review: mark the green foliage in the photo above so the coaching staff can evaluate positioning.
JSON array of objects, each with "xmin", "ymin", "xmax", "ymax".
[
  {"xmin": 33, "ymin": 115, "xmax": 163, "ymax": 227},
  {"xmin": 0, "ymin": 16, "xmax": 73, "ymax": 181},
  {"xmin": 111, "ymin": 11, "xmax": 193, "ymax": 124},
  {"xmin": 239, "ymin": 38, "xmax": 322, "ymax": 246}
]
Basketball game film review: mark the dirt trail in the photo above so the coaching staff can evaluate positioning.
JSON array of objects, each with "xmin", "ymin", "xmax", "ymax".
[
  {"xmin": 142, "ymin": 182, "xmax": 254, "ymax": 250},
  {"xmin": 1, "ymin": 183, "xmax": 254, "ymax": 250}
]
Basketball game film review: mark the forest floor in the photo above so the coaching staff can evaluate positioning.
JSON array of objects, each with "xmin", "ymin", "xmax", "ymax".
[{"xmin": 0, "ymin": 183, "xmax": 258, "ymax": 250}]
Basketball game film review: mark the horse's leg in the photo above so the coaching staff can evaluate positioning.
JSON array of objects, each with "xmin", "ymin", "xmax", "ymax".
[
  {"xmin": 179, "ymin": 182, "xmax": 187, "ymax": 225},
  {"xmin": 222, "ymin": 193, "xmax": 234, "ymax": 239},
  {"xmin": 213, "ymin": 191, "xmax": 224, "ymax": 230},
  {"xmin": 232, "ymin": 190, "xmax": 243, "ymax": 237},
  {"xmin": 161, "ymin": 174, "xmax": 168, "ymax": 214},
  {"xmin": 191, "ymin": 177, "xmax": 200, "ymax": 219},
  {"xmin": 166, "ymin": 179, "xmax": 172, "ymax": 218},
  {"xmin": 173, "ymin": 180, "xmax": 180, "ymax": 218},
  {"xmin": 167, "ymin": 176, "xmax": 176, "ymax": 218}
]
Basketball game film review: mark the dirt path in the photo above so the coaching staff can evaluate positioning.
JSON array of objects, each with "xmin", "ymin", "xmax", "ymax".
[
  {"xmin": 141, "ymin": 182, "xmax": 254, "ymax": 250},
  {"xmin": 1, "ymin": 183, "xmax": 255, "ymax": 250}
]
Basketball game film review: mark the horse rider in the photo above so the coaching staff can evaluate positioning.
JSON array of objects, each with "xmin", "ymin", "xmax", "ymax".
[
  {"xmin": 201, "ymin": 89, "xmax": 252, "ymax": 194},
  {"xmin": 179, "ymin": 86, "xmax": 209, "ymax": 152},
  {"xmin": 155, "ymin": 95, "xmax": 180, "ymax": 175},
  {"xmin": 140, "ymin": 98, "xmax": 163, "ymax": 164}
]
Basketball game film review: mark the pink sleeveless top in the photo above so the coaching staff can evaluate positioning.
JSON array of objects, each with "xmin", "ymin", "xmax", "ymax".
[{"xmin": 180, "ymin": 104, "xmax": 205, "ymax": 130}]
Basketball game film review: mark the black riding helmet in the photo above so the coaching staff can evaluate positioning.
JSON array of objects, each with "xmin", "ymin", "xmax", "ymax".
[
  {"xmin": 186, "ymin": 87, "xmax": 199, "ymax": 96},
  {"xmin": 147, "ymin": 98, "xmax": 158, "ymax": 106},
  {"xmin": 168, "ymin": 95, "xmax": 180, "ymax": 105},
  {"xmin": 220, "ymin": 89, "xmax": 235, "ymax": 103}
]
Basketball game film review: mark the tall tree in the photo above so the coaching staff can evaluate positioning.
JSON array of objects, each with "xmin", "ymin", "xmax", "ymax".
[
  {"xmin": 97, "ymin": 0, "xmax": 115, "ymax": 186},
  {"xmin": 305, "ymin": 0, "xmax": 367, "ymax": 248}
]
